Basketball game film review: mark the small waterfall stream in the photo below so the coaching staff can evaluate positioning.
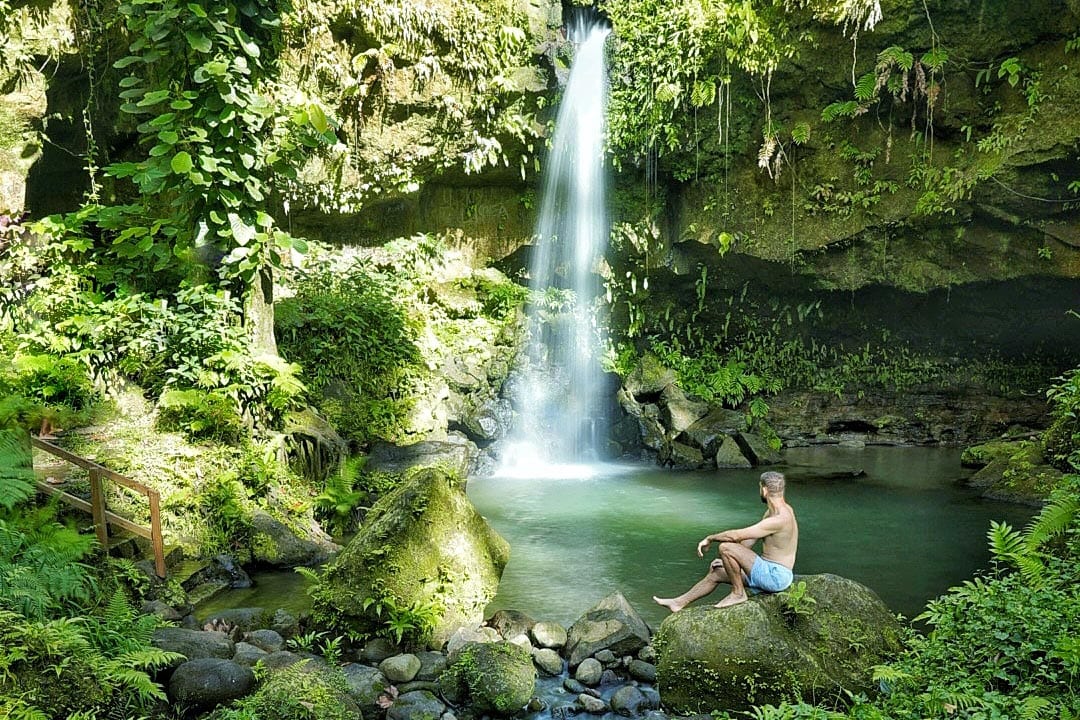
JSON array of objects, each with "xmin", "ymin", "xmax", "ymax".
[{"xmin": 500, "ymin": 17, "xmax": 612, "ymax": 473}]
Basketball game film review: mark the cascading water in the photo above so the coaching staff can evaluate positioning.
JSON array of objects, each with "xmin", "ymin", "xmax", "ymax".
[{"xmin": 499, "ymin": 16, "xmax": 612, "ymax": 475}]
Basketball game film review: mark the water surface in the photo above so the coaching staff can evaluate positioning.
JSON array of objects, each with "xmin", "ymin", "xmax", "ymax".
[{"xmin": 467, "ymin": 446, "xmax": 1035, "ymax": 628}]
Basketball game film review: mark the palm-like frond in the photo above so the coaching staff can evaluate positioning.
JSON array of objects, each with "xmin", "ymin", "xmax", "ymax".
[
  {"xmin": 1024, "ymin": 493, "xmax": 1080, "ymax": 550},
  {"xmin": 0, "ymin": 429, "xmax": 34, "ymax": 512}
]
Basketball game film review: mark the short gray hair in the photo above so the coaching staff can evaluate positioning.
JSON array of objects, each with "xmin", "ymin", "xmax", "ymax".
[{"xmin": 760, "ymin": 471, "xmax": 786, "ymax": 495}]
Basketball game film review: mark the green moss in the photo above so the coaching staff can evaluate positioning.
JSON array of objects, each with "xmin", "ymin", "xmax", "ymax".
[{"xmin": 441, "ymin": 641, "xmax": 536, "ymax": 716}]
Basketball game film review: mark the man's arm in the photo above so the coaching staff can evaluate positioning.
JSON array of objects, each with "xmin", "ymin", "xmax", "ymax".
[{"xmin": 697, "ymin": 515, "xmax": 786, "ymax": 556}]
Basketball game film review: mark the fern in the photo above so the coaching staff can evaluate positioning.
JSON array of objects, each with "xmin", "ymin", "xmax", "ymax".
[
  {"xmin": 1023, "ymin": 492, "xmax": 1079, "ymax": 551},
  {"xmin": 854, "ymin": 72, "xmax": 877, "ymax": 102},
  {"xmin": 988, "ymin": 520, "xmax": 1025, "ymax": 561},
  {"xmin": 821, "ymin": 100, "xmax": 860, "ymax": 122},
  {"xmin": 0, "ymin": 429, "xmax": 34, "ymax": 512},
  {"xmin": 878, "ymin": 45, "xmax": 914, "ymax": 72},
  {"xmin": 921, "ymin": 47, "xmax": 948, "ymax": 71}
]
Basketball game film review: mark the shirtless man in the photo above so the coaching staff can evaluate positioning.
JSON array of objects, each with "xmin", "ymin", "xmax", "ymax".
[{"xmin": 654, "ymin": 471, "xmax": 798, "ymax": 610}]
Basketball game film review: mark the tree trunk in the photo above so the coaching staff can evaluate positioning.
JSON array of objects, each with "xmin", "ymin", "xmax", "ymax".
[{"xmin": 245, "ymin": 265, "xmax": 278, "ymax": 356}]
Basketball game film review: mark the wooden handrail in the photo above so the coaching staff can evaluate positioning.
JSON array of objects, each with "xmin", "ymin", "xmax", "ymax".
[{"xmin": 32, "ymin": 437, "xmax": 166, "ymax": 578}]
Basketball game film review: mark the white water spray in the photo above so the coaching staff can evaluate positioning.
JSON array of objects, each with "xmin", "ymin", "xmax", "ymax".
[{"xmin": 498, "ymin": 17, "xmax": 611, "ymax": 475}]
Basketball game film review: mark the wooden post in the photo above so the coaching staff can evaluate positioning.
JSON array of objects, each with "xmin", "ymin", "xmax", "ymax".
[
  {"xmin": 88, "ymin": 469, "xmax": 109, "ymax": 548},
  {"xmin": 148, "ymin": 490, "xmax": 166, "ymax": 578}
]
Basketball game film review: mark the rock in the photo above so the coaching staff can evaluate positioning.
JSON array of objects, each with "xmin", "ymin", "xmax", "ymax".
[
  {"xmin": 637, "ymin": 645, "xmax": 657, "ymax": 663},
  {"xmin": 659, "ymin": 385, "xmax": 710, "ymax": 435},
  {"xmin": 281, "ymin": 408, "xmax": 348, "ymax": 482},
  {"xmin": 664, "ymin": 440, "xmax": 704, "ymax": 469},
  {"xmin": 531, "ymin": 621, "xmax": 567, "ymax": 649},
  {"xmin": 532, "ymin": 648, "xmax": 564, "ymax": 676},
  {"xmin": 398, "ymin": 680, "xmax": 440, "ymax": 694},
  {"xmin": 447, "ymin": 625, "xmax": 502, "ymax": 659},
  {"xmin": 416, "ymin": 650, "xmax": 448, "ymax": 681},
  {"xmin": 167, "ymin": 658, "xmax": 255, "ymax": 708},
  {"xmin": 141, "ymin": 599, "xmax": 183, "ymax": 622},
  {"xmin": 733, "ymin": 432, "xmax": 783, "ymax": 466},
  {"xmin": 486, "ymin": 609, "xmax": 536, "ymax": 640},
  {"xmin": 610, "ymin": 686, "xmax": 650, "ymax": 716},
  {"xmin": 244, "ymin": 662, "xmax": 362, "ymax": 719},
  {"xmin": 638, "ymin": 415, "xmax": 667, "ymax": 452},
  {"xmin": 269, "ymin": 609, "xmax": 300, "ymax": 638},
  {"xmin": 594, "ymin": 650, "xmax": 617, "ymax": 666},
  {"xmin": 611, "ymin": 414, "xmax": 644, "ymax": 451},
  {"xmin": 628, "ymin": 659, "xmax": 657, "ymax": 682},
  {"xmin": 563, "ymin": 677, "xmax": 587, "ymax": 694},
  {"xmin": 625, "ymin": 354, "xmax": 676, "ymax": 398},
  {"xmin": 961, "ymin": 440, "xmax": 1016, "ymax": 468},
  {"xmin": 261, "ymin": 650, "xmax": 303, "ymax": 669},
  {"xmin": 313, "ymin": 467, "xmax": 510, "ymax": 646},
  {"xmin": 654, "ymin": 574, "xmax": 903, "ymax": 713},
  {"xmin": 681, "ymin": 408, "xmax": 747, "ymax": 456},
  {"xmin": 250, "ymin": 510, "xmax": 339, "ymax": 567},
  {"xmin": 565, "ymin": 593, "xmax": 651, "ymax": 668},
  {"xmin": 380, "ymin": 653, "xmax": 422, "ymax": 683},
  {"xmin": 342, "ymin": 663, "xmax": 389, "ymax": 708},
  {"xmin": 463, "ymin": 398, "xmax": 512, "ymax": 443},
  {"xmin": 212, "ymin": 554, "xmax": 253, "ymax": 588},
  {"xmin": 152, "ymin": 628, "xmax": 234, "ymax": 663},
  {"xmin": 361, "ymin": 637, "xmax": 402, "ymax": 663},
  {"xmin": 575, "ymin": 657, "xmax": 603, "ymax": 686},
  {"xmin": 600, "ymin": 669, "xmax": 620, "ymax": 685},
  {"xmin": 200, "ymin": 607, "xmax": 270, "ymax": 635},
  {"xmin": 388, "ymin": 690, "xmax": 447, "ymax": 720},
  {"xmin": 243, "ymin": 629, "xmax": 285, "ymax": 653},
  {"xmin": 439, "ymin": 641, "xmax": 536, "ymax": 716},
  {"xmin": 715, "ymin": 435, "xmax": 752, "ymax": 468},
  {"xmin": 366, "ymin": 438, "xmax": 478, "ymax": 478},
  {"xmin": 577, "ymin": 694, "xmax": 608, "ymax": 713},
  {"xmin": 232, "ymin": 642, "xmax": 268, "ymax": 666}
]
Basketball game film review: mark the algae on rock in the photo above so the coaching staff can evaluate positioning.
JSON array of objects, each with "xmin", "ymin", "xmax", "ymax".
[{"xmin": 312, "ymin": 467, "xmax": 510, "ymax": 646}]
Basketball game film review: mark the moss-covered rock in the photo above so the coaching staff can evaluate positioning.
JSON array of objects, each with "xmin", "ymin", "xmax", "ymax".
[
  {"xmin": 439, "ymin": 641, "xmax": 536, "ymax": 716},
  {"xmin": 965, "ymin": 441, "xmax": 1063, "ymax": 504},
  {"xmin": 312, "ymin": 467, "xmax": 510, "ymax": 646},
  {"xmin": 654, "ymin": 574, "xmax": 902, "ymax": 714}
]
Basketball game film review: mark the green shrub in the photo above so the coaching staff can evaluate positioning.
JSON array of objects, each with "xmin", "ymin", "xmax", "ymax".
[
  {"xmin": 1045, "ymin": 368, "xmax": 1080, "ymax": 471},
  {"xmin": 193, "ymin": 474, "xmax": 254, "ymax": 555},
  {"xmin": 156, "ymin": 389, "xmax": 246, "ymax": 443},
  {"xmin": 277, "ymin": 260, "xmax": 420, "ymax": 446},
  {"xmin": 209, "ymin": 661, "xmax": 358, "ymax": 720}
]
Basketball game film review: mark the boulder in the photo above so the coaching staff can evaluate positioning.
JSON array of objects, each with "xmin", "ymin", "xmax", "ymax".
[
  {"xmin": 415, "ymin": 650, "xmax": 448, "ymax": 681},
  {"xmin": 680, "ymin": 408, "xmax": 746, "ymax": 456},
  {"xmin": 578, "ymin": 694, "xmax": 608, "ymax": 713},
  {"xmin": 232, "ymin": 642, "xmax": 268, "ymax": 666},
  {"xmin": 152, "ymin": 628, "xmax": 234, "ymax": 663},
  {"xmin": 565, "ymin": 593, "xmax": 651, "ymax": 668},
  {"xmin": 659, "ymin": 385, "xmax": 710, "ymax": 435},
  {"xmin": 662, "ymin": 440, "xmax": 704, "ymax": 470},
  {"xmin": 637, "ymin": 414, "xmax": 666, "ymax": 452},
  {"xmin": 628, "ymin": 659, "xmax": 656, "ymax": 683},
  {"xmin": 313, "ymin": 467, "xmax": 510, "ymax": 646},
  {"xmin": 342, "ymin": 663, "xmax": 390, "ymax": 709},
  {"xmin": 447, "ymin": 625, "xmax": 503, "ymax": 658},
  {"xmin": 715, "ymin": 435, "xmax": 752, "ymax": 468},
  {"xmin": 439, "ymin": 641, "xmax": 536, "ymax": 716},
  {"xmin": 624, "ymin": 354, "xmax": 677, "ymax": 399},
  {"xmin": 201, "ymin": 607, "xmax": 270, "ymax": 634},
  {"xmin": 365, "ymin": 437, "xmax": 478, "ymax": 478},
  {"xmin": 532, "ymin": 647, "xmax": 563, "ymax": 676},
  {"xmin": 654, "ymin": 574, "xmax": 903, "ymax": 713},
  {"xmin": 250, "ymin": 510, "xmax": 339, "ymax": 567},
  {"xmin": 387, "ymin": 689, "xmax": 447, "ymax": 720},
  {"xmin": 167, "ymin": 658, "xmax": 255, "ymax": 709},
  {"xmin": 610, "ymin": 685, "xmax": 652, "ymax": 716},
  {"xmin": 733, "ymin": 432, "xmax": 783, "ymax": 466},
  {"xmin": 575, "ymin": 658, "xmax": 603, "ymax": 686},
  {"xmin": 242, "ymin": 662, "xmax": 362, "ymax": 719},
  {"xmin": 380, "ymin": 653, "xmax": 422, "ymax": 683},
  {"xmin": 243, "ymin": 629, "xmax": 285, "ymax": 653},
  {"xmin": 531, "ymin": 621, "xmax": 567, "ymax": 649},
  {"xmin": 361, "ymin": 637, "xmax": 401, "ymax": 663},
  {"xmin": 486, "ymin": 609, "xmax": 536, "ymax": 640}
]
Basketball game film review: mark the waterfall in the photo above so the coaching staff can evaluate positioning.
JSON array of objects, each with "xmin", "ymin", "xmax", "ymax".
[{"xmin": 499, "ymin": 16, "xmax": 611, "ymax": 476}]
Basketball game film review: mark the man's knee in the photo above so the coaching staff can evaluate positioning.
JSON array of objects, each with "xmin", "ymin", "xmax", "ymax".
[
  {"xmin": 719, "ymin": 541, "xmax": 740, "ymax": 558},
  {"xmin": 708, "ymin": 558, "xmax": 725, "ymax": 574}
]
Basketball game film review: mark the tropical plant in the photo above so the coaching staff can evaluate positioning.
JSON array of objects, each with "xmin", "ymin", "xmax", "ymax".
[{"xmin": 314, "ymin": 456, "xmax": 367, "ymax": 537}]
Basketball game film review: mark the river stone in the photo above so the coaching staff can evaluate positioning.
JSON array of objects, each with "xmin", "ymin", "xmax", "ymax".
[
  {"xmin": 261, "ymin": 650, "xmax": 303, "ymax": 669},
  {"xmin": 168, "ymin": 658, "xmax": 255, "ymax": 708},
  {"xmin": 563, "ymin": 677, "xmax": 587, "ymax": 694},
  {"xmin": 532, "ymin": 648, "xmax": 564, "ymax": 676},
  {"xmin": 610, "ymin": 686, "xmax": 650, "ymax": 716},
  {"xmin": 594, "ymin": 649, "xmax": 617, "ymax": 665},
  {"xmin": 531, "ymin": 621, "xmax": 567, "ymax": 649},
  {"xmin": 487, "ymin": 609, "xmax": 536, "ymax": 640},
  {"xmin": 439, "ymin": 641, "xmax": 536, "ymax": 716},
  {"xmin": 416, "ymin": 650, "xmax": 448, "ymax": 681},
  {"xmin": 342, "ymin": 663, "xmax": 389, "ymax": 708},
  {"xmin": 638, "ymin": 645, "xmax": 657, "ymax": 663},
  {"xmin": 715, "ymin": 435, "xmax": 752, "ymax": 468},
  {"xmin": 152, "ymin": 628, "xmax": 234, "ymax": 663},
  {"xmin": 577, "ymin": 694, "xmax": 608, "ymax": 713},
  {"xmin": 575, "ymin": 658, "xmax": 603, "ymax": 686},
  {"xmin": 565, "ymin": 592, "xmax": 651, "ymax": 668},
  {"xmin": 381, "ymin": 653, "xmax": 422, "ymax": 683},
  {"xmin": 243, "ymin": 629, "xmax": 285, "ymax": 653},
  {"xmin": 664, "ymin": 440, "xmax": 704, "ymax": 469},
  {"xmin": 269, "ymin": 609, "xmax": 300, "ymax": 638},
  {"xmin": 628, "ymin": 659, "xmax": 657, "ymax": 683},
  {"xmin": 388, "ymin": 690, "xmax": 447, "ymax": 720},
  {"xmin": 733, "ymin": 432, "xmax": 783, "ymax": 466},
  {"xmin": 313, "ymin": 467, "xmax": 509, "ymax": 646},
  {"xmin": 654, "ymin": 573, "xmax": 902, "ymax": 713}
]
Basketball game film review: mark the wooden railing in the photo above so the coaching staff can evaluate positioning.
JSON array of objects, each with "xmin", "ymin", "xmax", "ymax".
[{"xmin": 32, "ymin": 437, "xmax": 166, "ymax": 578}]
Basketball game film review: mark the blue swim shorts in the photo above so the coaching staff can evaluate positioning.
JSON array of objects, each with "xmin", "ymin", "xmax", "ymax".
[{"xmin": 747, "ymin": 557, "xmax": 794, "ymax": 593}]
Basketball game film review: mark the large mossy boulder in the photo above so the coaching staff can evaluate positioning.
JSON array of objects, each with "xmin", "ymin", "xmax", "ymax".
[
  {"xmin": 654, "ymin": 574, "xmax": 902, "ymax": 713},
  {"xmin": 439, "ymin": 641, "xmax": 536, "ymax": 716},
  {"xmin": 312, "ymin": 467, "xmax": 509, "ymax": 646},
  {"xmin": 564, "ymin": 592, "xmax": 651, "ymax": 668}
]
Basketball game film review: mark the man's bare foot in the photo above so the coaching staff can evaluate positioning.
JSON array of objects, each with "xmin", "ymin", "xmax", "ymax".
[
  {"xmin": 653, "ymin": 596, "xmax": 685, "ymax": 613},
  {"xmin": 714, "ymin": 592, "xmax": 747, "ymax": 609}
]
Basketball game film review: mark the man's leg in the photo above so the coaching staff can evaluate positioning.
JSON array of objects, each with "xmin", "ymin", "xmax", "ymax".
[
  {"xmin": 714, "ymin": 543, "xmax": 759, "ymax": 608},
  {"xmin": 654, "ymin": 558, "xmax": 730, "ymax": 612}
]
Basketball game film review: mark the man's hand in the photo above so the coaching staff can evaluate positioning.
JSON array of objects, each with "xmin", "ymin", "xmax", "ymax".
[{"xmin": 697, "ymin": 536, "xmax": 712, "ymax": 557}]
